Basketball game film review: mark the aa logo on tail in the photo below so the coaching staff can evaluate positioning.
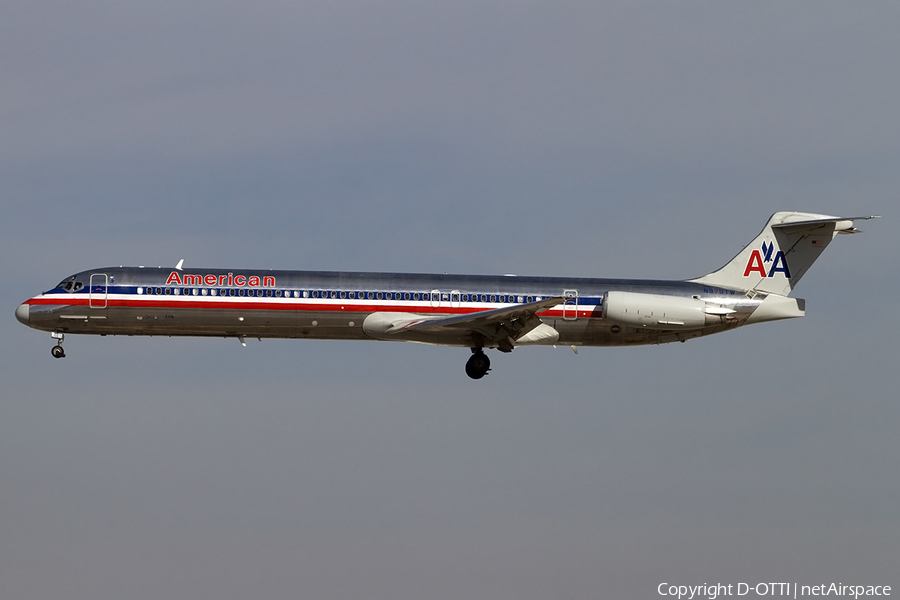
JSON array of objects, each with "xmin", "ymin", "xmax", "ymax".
[{"xmin": 743, "ymin": 241, "xmax": 791, "ymax": 279}]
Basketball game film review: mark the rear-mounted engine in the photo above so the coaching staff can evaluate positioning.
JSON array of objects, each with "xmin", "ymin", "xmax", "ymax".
[{"xmin": 601, "ymin": 291, "xmax": 732, "ymax": 330}]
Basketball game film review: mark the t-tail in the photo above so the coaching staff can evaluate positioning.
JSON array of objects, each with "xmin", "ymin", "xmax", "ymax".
[{"xmin": 691, "ymin": 211, "xmax": 879, "ymax": 296}]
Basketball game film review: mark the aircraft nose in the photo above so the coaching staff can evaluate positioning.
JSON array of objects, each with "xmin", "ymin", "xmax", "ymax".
[{"xmin": 15, "ymin": 302, "xmax": 29, "ymax": 325}]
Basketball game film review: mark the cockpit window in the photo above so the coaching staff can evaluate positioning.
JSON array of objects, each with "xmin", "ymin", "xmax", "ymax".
[{"xmin": 54, "ymin": 276, "xmax": 84, "ymax": 293}]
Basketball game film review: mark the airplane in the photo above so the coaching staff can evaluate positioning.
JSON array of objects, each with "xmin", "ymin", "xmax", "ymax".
[{"xmin": 16, "ymin": 212, "xmax": 877, "ymax": 379}]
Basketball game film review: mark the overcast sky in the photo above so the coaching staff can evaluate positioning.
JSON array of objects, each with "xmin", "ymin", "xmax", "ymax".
[{"xmin": 2, "ymin": 3, "xmax": 898, "ymax": 599}]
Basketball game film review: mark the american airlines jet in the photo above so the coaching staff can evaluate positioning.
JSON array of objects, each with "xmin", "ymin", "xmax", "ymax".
[{"xmin": 16, "ymin": 212, "xmax": 876, "ymax": 379}]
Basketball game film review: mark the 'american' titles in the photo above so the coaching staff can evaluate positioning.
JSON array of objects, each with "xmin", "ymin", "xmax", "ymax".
[{"xmin": 165, "ymin": 272, "xmax": 276, "ymax": 288}]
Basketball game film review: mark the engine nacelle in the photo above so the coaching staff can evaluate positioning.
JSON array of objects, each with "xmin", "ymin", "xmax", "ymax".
[{"xmin": 602, "ymin": 291, "xmax": 718, "ymax": 330}]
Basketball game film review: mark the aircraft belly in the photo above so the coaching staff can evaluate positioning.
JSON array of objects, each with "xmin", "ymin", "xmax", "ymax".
[
  {"xmin": 110, "ymin": 307, "xmax": 376, "ymax": 340},
  {"xmin": 85, "ymin": 306, "xmax": 298, "ymax": 337}
]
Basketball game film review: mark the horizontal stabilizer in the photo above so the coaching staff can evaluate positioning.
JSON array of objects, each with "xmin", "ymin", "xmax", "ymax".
[{"xmin": 772, "ymin": 215, "xmax": 879, "ymax": 235}]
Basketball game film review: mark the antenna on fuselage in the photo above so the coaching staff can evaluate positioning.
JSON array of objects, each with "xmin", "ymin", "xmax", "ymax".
[{"xmin": 175, "ymin": 259, "xmax": 184, "ymax": 271}]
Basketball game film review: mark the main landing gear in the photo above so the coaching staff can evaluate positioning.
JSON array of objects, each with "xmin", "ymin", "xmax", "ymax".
[
  {"xmin": 51, "ymin": 331, "xmax": 66, "ymax": 359},
  {"xmin": 465, "ymin": 349, "xmax": 491, "ymax": 380}
]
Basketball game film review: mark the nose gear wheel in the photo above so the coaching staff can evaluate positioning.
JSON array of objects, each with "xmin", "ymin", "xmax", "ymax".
[{"xmin": 50, "ymin": 331, "xmax": 66, "ymax": 359}]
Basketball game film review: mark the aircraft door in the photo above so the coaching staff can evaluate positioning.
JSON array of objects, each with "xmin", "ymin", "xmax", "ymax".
[
  {"xmin": 89, "ymin": 273, "xmax": 108, "ymax": 308},
  {"xmin": 563, "ymin": 289, "xmax": 578, "ymax": 320}
]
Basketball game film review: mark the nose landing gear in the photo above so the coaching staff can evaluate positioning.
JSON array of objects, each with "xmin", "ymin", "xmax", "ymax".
[
  {"xmin": 465, "ymin": 349, "xmax": 491, "ymax": 380},
  {"xmin": 51, "ymin": 331, "xmax": 66, "ymax": 359}
]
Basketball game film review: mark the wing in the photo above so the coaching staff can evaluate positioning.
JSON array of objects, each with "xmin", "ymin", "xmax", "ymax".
[{"xmin": 384, "ymin": 296, "xmax": 565, "ymax": 350}]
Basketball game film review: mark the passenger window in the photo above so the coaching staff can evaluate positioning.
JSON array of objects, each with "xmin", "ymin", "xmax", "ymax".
[{"xmin": 137, "ymin": 287, "xmax": 144, "ymax": 295}]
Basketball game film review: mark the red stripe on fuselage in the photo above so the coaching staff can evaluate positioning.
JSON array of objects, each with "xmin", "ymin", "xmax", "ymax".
[{"xmin": 25, "ymin": 295, "xmax": 598, "ymax": 318}]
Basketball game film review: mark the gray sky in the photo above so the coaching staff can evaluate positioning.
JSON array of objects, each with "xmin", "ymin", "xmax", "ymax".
[{"xmin": 2, "ymin": 3, "xmax": 898, "ymax": 599}]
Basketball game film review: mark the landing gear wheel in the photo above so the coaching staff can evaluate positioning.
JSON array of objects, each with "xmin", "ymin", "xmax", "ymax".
[
  {"xmin": 51, "ymin": 345, "xmax": 66, "ymax": 359},
  {"xmin": 465, "ymin": 351, "xmax": 491, "ymax": 380}
]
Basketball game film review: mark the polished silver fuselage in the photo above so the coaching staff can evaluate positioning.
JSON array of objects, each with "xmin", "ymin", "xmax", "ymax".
[{"xmin": 19, "ymin": 266, "xmax": 758, "ymax": 348}]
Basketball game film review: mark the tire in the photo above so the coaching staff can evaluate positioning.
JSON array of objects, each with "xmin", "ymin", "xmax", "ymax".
[{"xmin": 465, "ymin": 352, "xmax": 490, "ymax": 379}]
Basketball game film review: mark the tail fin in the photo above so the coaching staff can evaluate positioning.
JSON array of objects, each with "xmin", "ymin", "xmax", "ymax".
[{"xmin": 691, "ymin": 212, "xmax": 878, "ymax": 296}]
